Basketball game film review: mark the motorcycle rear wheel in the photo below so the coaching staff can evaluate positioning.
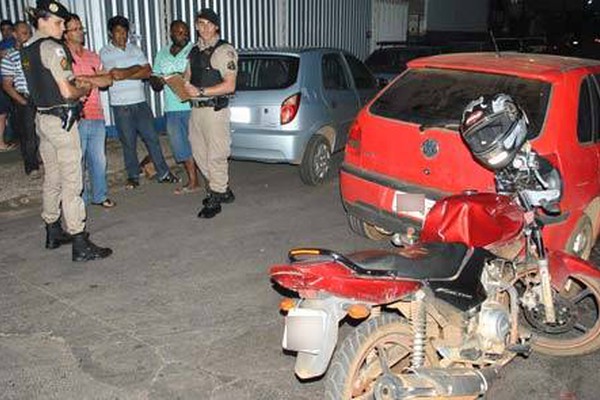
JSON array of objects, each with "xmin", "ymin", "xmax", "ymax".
[
  {"xmin": 324, "ymin": 313, "xmax": 433, "ymax": 400},
  {"xmin": 518, "ymin": 273, "xmax": 600, "ymax": 356}
]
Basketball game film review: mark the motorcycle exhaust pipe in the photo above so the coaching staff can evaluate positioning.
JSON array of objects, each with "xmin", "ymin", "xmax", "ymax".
[{"xmin": 374, "ymin": 367, "xmax": 499, "ymax": 400}]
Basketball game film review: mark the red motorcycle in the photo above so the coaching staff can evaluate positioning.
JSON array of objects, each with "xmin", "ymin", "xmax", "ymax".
[{"xmin": 270, "ymin": 95, "xmax": 600, "ymax": 399}]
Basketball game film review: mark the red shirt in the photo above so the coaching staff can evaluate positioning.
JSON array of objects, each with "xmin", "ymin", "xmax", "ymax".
[{"xmin": 69, "ymin": 46, "xmax": 104, "ymax": 121}]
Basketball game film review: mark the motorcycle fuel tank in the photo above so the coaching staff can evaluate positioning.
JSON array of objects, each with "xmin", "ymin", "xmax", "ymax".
[{"xmin": 420, "ymin": 192, "xmax": 524, "ymax": 248}]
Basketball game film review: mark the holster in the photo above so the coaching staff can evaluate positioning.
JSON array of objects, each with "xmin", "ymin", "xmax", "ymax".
[
  {"xmin": 213, "ymin": 96, "xmax": 229, "ymax": 111},
  {"xmin": 61, "ymin": 103, "xmax": 83, "ymax": 131}
]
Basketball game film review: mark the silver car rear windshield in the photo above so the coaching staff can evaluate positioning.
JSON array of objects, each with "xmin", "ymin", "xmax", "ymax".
[
  {"xmin": 237, "ymin": 55, "xmax": 300, "ymax": 91},
  {"xmin": 370, "ymin": 68, "xmax": 551, "ymax": 138}
]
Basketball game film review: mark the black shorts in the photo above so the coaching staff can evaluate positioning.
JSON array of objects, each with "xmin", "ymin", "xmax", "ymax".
[{"xmin": 0, "ymin": 88, "xmax": 11, "ymax": 114}]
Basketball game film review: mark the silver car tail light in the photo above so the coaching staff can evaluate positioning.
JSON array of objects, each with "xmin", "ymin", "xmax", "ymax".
[{"xmin": 281, "ymin": 92, "xmax": 301, "ymax": 125}]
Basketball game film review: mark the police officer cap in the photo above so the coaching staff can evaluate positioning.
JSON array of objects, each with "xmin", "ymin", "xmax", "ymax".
[
  {"xmin": 196, "ymin": 8, "xmax": 220, "ymax": 27},
  {"xmin": 36, "ymin": 0, "xmax": 70, "ymax": 19}
]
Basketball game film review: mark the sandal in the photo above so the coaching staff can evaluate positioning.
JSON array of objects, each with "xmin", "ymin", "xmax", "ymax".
[
  {"xmin": 92, "ymin": 198, "xmax": 116, "ymax": 208},
  {"xmin": 158, "ymin": 172, "xmax": 181, "ymax": 184},
  {"xmin": 174, "ymin": 185, "xmax": 201, "ymax": 195},
  {"xmin": 125, "ymin": 179, "xmax": 139, "ymax": 189},
  {"xmin": 0, "ymin": 143, "xmax": 17, "ymax": 152}
]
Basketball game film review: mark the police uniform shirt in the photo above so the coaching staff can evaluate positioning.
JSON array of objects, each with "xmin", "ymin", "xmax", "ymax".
[
  {"xmin": 28, "ymin": 31, "xmax": 74, "ymax": 87},
  {"xmin": 198, "ymin": 36, "xmax": 238, "ymax": 80}
]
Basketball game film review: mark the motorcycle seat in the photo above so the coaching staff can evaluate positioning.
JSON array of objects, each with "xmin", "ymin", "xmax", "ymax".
[{"xmin": 346, "ymin": 242, "xmax": 471, "ymax": 281}]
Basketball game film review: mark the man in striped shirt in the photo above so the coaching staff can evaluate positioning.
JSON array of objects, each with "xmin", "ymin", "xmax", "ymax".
[
  {"xmin": 0, "ymin": 20, "xmax": 16, "ymax": 151},
  {"xmin": 1, "ymin": 21, "xmax": 40, "ymax": 176}
]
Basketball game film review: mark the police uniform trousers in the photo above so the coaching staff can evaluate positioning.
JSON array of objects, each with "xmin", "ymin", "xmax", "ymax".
[
  {"xmin": 189, "ymin": 107, "xmax": 231, "ymax": 193},
  {"xmin": 37, "ymin": 113, "xmax": 86, "ymax": 235}
]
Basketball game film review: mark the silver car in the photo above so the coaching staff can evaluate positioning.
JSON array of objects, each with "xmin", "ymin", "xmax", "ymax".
[{"xmin": 230, "ymin": 48, "xmax": 378, "ymax": 185}]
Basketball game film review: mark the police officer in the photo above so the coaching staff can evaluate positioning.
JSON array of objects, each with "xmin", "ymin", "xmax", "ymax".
[
  {"xmin": 22, "ymin": 0, "xmax": 112, "ymax": 261},
  {"xmin": 184, "ymin": 8, "xmax": 237, "ymax": 219}
]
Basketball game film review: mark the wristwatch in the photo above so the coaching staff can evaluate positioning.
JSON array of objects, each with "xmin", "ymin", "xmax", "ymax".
[{"xmin": 199, "ymin": 87, "xmax": 205, "ymax": 96}]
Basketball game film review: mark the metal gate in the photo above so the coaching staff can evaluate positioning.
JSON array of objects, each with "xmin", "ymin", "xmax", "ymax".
[{"xmin": 1, "ymin": 0, "xmax": 375, "ymax": 121}]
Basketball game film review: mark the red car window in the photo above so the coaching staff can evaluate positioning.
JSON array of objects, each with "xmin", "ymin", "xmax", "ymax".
[
  {"xmin": 578, "ymin": 79, "xmax": 594, "ymax": 143},
  {"xmin": 370, "ymin": 68, "xmax": 551, "ymax": 139}
]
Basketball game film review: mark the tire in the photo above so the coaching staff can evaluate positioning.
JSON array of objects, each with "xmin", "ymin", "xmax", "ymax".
[
  {"xmin": 565, "ymin": 214, "xmax": 594, "ymax": 260},
  {"xmin": 299, "ymin": 135, "xmax": 332, "ymax": 186},
  {"xmin": 325, "ymin": 313, "xmax": 422, "ymax": 400},
  {"xmin": 518, "ymin": 274, "xmax": 600, "ymax": 356},
  {"xmin": 347, "ymin": 214, "xmax": 388, "ymax": 241}
]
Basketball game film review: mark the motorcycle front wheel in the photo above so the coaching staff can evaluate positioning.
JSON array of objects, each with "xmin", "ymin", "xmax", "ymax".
[
  {"xmin": 517, "ymin": 273, "xmax": 600, "ymax": 356},
  {"xmin": 325, "ymin": 313, "xmax": 433, "ymax": 400}
]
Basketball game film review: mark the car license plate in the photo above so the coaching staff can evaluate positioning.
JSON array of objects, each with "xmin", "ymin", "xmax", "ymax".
[
  {"xmin": 230, "ymin": 107, "xmax": 251, "ymax": 123},
  {"xmin": 282, "ymin": 308, "xmax": 327, "ymax": 354},
  {"xmin": 392, "ymin": 190, "xmax": 435, "ymax": 219}
]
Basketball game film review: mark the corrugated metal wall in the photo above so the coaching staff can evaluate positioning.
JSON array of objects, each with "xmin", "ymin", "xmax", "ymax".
[
  {"xmin": 164, "ymin": 0, "xmax": 371, "ymax": 58},
  {"xmin": 164, "ymin": 0, "xmax": 281, "ymax": 49},
  {"xmin": 286, "ymin": 0, "xmax": 370, "ymax": 59},
  {"xmin": 1, "ymin": 0, "xmax": 373, "ymax": 121}
]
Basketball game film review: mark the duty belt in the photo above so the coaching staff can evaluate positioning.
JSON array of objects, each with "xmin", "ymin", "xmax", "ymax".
[
  {"xmin": 190, "ymin": 96, "xmax": 229, "ymax": 110},
  {"xmin": 38, "ymin": 103, "xmax": 82, "ymax": 131},
  {"xmin": 190, "ymin": 99, "xmax": 217, "ymax": 108},
  {"xmin": 38, "ymin": 105, "xmax": 68, "ymax": 117}
]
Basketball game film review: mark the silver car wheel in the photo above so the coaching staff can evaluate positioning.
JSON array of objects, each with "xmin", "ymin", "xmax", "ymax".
[
  {"xmin": 313, "ymin": 142, "xmax": 331, "ymax": 179},
  {"xmin": 300, "ymin": 135, "xmax": 332, "ymax": 185}
]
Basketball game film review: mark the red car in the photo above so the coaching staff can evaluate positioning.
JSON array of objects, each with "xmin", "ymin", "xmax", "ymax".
[{"xmin": 341, "ymin": 52, "xmax": 600, "ymax": 259}]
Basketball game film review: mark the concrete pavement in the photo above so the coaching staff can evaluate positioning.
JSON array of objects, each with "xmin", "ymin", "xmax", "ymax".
[{"xmin": 0, "ymin": 148, "xmax": 599, "ymax": 399}]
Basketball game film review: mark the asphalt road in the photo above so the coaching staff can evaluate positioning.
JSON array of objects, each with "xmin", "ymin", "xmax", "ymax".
[{"xmin": 0, "ymin": 160, "xmax": 598, "ymax": 399}]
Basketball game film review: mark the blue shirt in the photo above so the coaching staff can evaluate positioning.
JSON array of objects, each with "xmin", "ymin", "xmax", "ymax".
[
  {"xmin": 0, "ymin": 37, "xmax": 16, "ymax": 51},
  {"xmin": 1, "ymin": 47, "xmax": 29, "ymax": 94},
  {"xmin": 0, "ymin": 37, "xmax": 16, "ymax": 78},
  {"xmin": 99, "ymin": 42, "xmax": 148, "ymax": 106},
  {"xmin": 152, "ymin": 42, "xmax": 192, "ymax": 112}
]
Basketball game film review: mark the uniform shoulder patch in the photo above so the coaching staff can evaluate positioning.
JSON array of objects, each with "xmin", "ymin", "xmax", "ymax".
[
  {"xmin": 55, "ymin": 47, "xmax": 66, "ymax": 58},
  {"xmin": 227, "ymin": 60, "xmax": 236, "ymax": 70},
  {"xmin": 60, "ymin": 57, "xmax": 69, "ymax": 70},
  {"xmin": 21, "ymin": 57, "xmax": 30, "ymax": 71}
]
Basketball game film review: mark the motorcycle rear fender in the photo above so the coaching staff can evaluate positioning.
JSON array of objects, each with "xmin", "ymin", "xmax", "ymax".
[
  {"xmin": 287, "ymin": 297, "xmax": 348, "ymax": 379},
  {"xmin": 548, "ymin": 250, "xmax": 600, "ymax": 289},
  {"xmin": 269, "ymin": 261, "xmax": 421, "ymax": 303}
]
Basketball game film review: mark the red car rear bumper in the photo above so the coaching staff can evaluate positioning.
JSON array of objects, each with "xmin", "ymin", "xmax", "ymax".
[{"xmin": 340, "ymin": 162, "xmax": 573, "ymax": 251}]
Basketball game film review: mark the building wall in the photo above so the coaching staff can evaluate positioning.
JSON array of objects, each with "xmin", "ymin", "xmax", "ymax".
[
  {"xmin": 425, "ymin": 0, "xmax": 490, "ymax": 33},
  {"xmin": 1, "ymin": 0, "xmax": 372, "ymax": 123},
  {"xmin": 371, "ymin": 0, "xmax": 409, "ymax": 46}
]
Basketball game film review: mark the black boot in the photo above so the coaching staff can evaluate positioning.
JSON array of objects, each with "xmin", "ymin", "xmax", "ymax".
[
  {"xmin": 45, "ymin": 220, "xmax": 73, "ymax": 249},
  {"xmin": 202, "ymin": 188, "xmax": 235, "ymax": 206},
  {"xmin": 197, "ymin": 195, "xmax": 222, "ymax": 219},
  {"xmin": 72, "ymin": 232, "xmax": 113, "ymax": 262}
]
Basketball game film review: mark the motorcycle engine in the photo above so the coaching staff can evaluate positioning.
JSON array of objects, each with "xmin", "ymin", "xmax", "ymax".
[
  {"xmin": 474, "ymin": 260, "xmax": 513, "ymax": 355},
  {"xmin": 475, "ymin": 300, "xmax": 511, "ymax": 354}
]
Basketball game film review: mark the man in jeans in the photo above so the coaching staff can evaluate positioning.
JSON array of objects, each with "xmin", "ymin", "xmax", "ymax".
[
  {"xmin": 64, "ymin": 13, "xmax": 115, "ymax": 208},
  {"xmin": 100, "ymin": 15, "xmax": 179, "ymax": 189},
  {"xmin": 1, "ymin": 21, "xmax": 40, "ymax": 176},
  {"xmin": 150, "ymin": 20, "xmax": 198, "ymax": 194}
]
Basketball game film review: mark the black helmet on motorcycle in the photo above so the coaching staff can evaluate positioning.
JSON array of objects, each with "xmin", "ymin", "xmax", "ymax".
[{"xmin": 459, "ymin": 94, "xmax": 529, "ymax": 170}]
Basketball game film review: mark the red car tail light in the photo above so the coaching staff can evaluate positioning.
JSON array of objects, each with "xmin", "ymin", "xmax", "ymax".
[
  {"xmin": 280, "ymin": 93, "xmax": 301, "ymax": 125},
  {"xmin": 346, "ymin": 119, "xmax": 362, "ymax": 155}
]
